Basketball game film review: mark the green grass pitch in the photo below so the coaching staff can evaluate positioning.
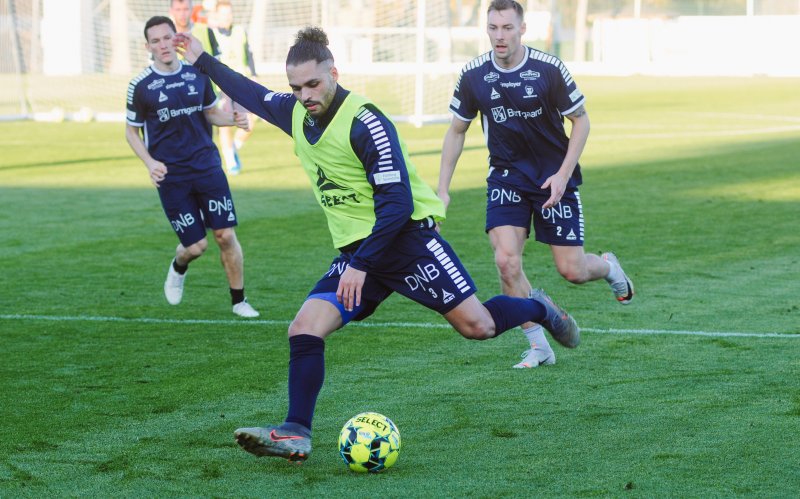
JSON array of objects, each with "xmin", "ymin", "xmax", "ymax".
[{"xmin": 1, "ymin": 76, "xmax": 799, "ymax": 496}]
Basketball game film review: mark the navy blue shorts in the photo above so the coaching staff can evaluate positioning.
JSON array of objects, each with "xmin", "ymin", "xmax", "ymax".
[
  {"xmin": 486, "ymin": 175, "xmax": 585, "ymax": 246},
  {"xmin": 157, "ymin": 168, "xmax": 238, "ymax": 247},
  {"xmin": 308, "ymin": 218, "xmax": 478, "ymax": 324}
]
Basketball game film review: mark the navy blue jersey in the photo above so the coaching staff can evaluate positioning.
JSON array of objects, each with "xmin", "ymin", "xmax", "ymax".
[
  {"xmin": 126, "ymin": 61, "xmax": 221, "ymax": 182},
  {"xmin": 193, "ymin": 53, "xmax": 419, "ymax": 272},
  {"xmin": 450, "ymin": 46, "xmax": 585, "ymax": 192}
]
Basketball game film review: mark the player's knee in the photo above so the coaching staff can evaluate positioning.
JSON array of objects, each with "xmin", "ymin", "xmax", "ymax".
[
  {"xmin": 288, "ymin": 311, "xmax": 326, "ymax": 336},
  {"xmin": 287, "ymin": 319, "xmax": 305, "ymax": 336},
  {"xmin": 559, "ymin": 266, "xmax": 589, "ymax": 284},
  {"xmin": 214, "ymin": 228, "xmax": 237, "ymax": 248},
  {"xmin": 288, "ymin": 316, "xmax": 332, "ymax": 337},
  {"xmin": 457, "ymin": 319, "xmax": 496, "ymax": 340},
  {"xmin": 494, "ymin": 252, "xmax": 522, "ymax": 279},
  {"xmin": 185, "ymin": 239, "xmax": 208, "ymax": 258}
]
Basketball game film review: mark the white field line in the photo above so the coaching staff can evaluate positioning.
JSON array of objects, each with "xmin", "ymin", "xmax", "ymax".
[{"xmin": 0, "ymin": 314, "xmax": 796, "ymax": 339}]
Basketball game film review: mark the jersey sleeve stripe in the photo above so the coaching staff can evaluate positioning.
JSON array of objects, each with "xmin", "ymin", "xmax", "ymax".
[
  {"xmin": 357, "ymin": 106, "xmax": 399, "ymax": 176},
  {"xmin": 454, "ymin": 52, "xmax": 490, "ymax": 92},
  {"xmin": 529, "ymin": 48, "xmax": 574, "ymax": 86},
  {"xmin": 126, "ymin": 67, "xmax": 153, "ymax": 105}
]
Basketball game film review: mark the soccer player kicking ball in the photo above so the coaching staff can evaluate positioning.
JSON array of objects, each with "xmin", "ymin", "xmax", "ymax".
[
  {"xmin": 438, "ymin": 0, "xmax": 634, "ymax": 369},
  {"xmin": 125, "ymin": 16, "xmax": 260, "ymax": 318},
  {"xmin": 175, "ymin": 26, "xmax": 579, "ymax": 463}
]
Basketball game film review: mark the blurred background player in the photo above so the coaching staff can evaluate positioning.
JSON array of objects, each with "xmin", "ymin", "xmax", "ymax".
[
  {"xmin": 175, "ymin": 26, "xmax": 578, "ymax": 463},
  {"xmin": 191, "ymin": 0, "xmax": 219, "ymax": 26},
  {"xmin": 212, "ymin": 0, "xmax": 257, "ymax": 175},
  {"xmin": 125, "ymin": 15, "xmax": 259, "ymax": 318},
  {"xmin": 438, "ymin": 0, "xmax": 634, "ymax": 368},
  {"xmin": 169, "ymin": 0, "xmax": 219, "ymax": 58}
]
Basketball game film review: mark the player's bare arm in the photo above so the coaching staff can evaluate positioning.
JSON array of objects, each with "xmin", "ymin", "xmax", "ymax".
[
  {"xmin": 562, "ymin": 104, "xmax": 590, "ymax": 177},
  {"xmin": 438, "ymin": 117, "xmax": 471, "ymax": 210},
  {"xmin": 567, "ymin": 105, "xmax": 588, "ymax": 120},
  {"xmin": 541, "ymin": 105, "xmax": 591, "ymax": 208},
  {"xmin": 125, "ymin": 124, "xmax": 167, "ymax": 187},
  {"xmin": 204, "ymin": 106, "xmax": 251, "ymax": 131}
]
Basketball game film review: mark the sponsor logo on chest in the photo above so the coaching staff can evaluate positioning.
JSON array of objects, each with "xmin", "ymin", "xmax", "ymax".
[
  {"xmin": 490, "ymin": 105, "xmax": 543, "ymax": 123},
  {"xmin": 483, "ymin": 71, "xmax": 500, "ymax": 83},
  {"xmin": 147, "ymin": 78, "xmax": 165, "ymax": 90},
  {"xmin": 520, "ymin": 70, "xmax": 540, "ymax": 80}
]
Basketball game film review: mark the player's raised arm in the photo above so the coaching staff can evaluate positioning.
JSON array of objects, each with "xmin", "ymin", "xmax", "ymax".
[
  {"xmin": 177, "ymin": 32, "xmax": 295, "ymax": 135},
  {"xmin": 173, "ymin": 32, "xmax": 205, "ymax": 64}
]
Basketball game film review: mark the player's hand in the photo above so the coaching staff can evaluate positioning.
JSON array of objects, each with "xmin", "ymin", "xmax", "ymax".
[
  {"xmin": 147, "ymin": 160, "xmax": 167, "ymax": 187},
  {"xmin": 541, "ymin": 172, "xmax": 568, "ymax": 209},
  {"xmin": 336, "ymin": 265, "xmax": 366, "ymax": 312},
  {"xmin": 233, "ymin": 110, "xmax": 250, "ymax": 131},
  {"xmin": 173, "ymin": 32, "xmax": 204, "ymax": 64}
]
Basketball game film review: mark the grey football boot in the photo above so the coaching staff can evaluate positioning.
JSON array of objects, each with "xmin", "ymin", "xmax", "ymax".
[
  {"xmin": 529, "ymin": 289, "xmax": 580, "ymax": 348},
  {"xmin": 234, "ymin": 426, "xmax": 311, "ymax": 463}
]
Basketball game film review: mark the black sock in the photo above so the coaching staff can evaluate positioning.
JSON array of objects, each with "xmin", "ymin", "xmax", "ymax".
[
  {"xmin": 230, "ymin": 288, "xmax": 245, "ymax": 305},
  {"xmin": 285, "ymin": 334, "xmax": 325, "ymax": 431},
  {"xmin": 482, "ymin": 295, "xmax": 546, "ymax": 337},
  {"xmin": 172, "ymin": 259, "xmax": 188, "ymax": 274}
]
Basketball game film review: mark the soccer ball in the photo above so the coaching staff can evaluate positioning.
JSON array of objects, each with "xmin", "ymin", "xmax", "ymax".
[{"xmin": 338, "ymin": 412, "xmax": 401, "ymax": 473}]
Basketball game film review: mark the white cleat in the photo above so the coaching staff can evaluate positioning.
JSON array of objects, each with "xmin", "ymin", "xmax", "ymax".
[
  {"xmin": 513, "ymin": 347, "xmax": 556, "ymax": 368},
  {"xmin": 164, "ymin": 260, "xmax": 186, "ymax": 305},
  {"xmin": 603, "ymin": 252, "xmax": 634, "ymax": 305},
  {"xmin": 233, "ymin": 300, "xmax": 260, "ymax": 318}
]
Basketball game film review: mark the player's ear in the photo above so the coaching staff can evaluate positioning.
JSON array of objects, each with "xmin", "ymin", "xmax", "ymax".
[
  {"xmin": 520, "ymin": 21, "xmax": 527, "ymax": 36},
  {"xmin": 331, "ymin": 65, "xmax": 339, "ymax": 82}
]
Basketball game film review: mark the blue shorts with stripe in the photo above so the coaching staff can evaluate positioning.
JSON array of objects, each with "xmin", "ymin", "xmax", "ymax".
[
  {"xmin": 308, "ymin": 218, "xmax": 477, "ymax": 324},
  {"xmin": 485, "ymin": 173, "xmax": 585, "ymax": 246},
  {"xmin": 157, "ymin": 168, "xmax": 238, "ymax": 247}
]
